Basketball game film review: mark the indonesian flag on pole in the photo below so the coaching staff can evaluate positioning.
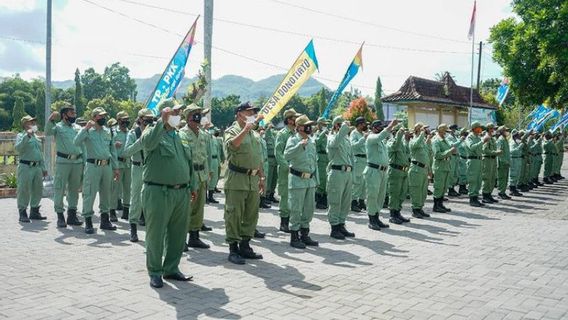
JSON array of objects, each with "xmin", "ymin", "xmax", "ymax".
[{"xmin": 468, "ymin": 0, "xmax": 476, "ymax": 40}]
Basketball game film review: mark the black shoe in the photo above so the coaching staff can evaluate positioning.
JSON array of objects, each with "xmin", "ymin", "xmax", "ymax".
[
  {"xmin": 66, "ymin": 209, "xmax": 82, "ymax": 225},
  {"xmin": 239, "ymin": 239, "xmax": 263, "ymax": 259},
  {"xmin": 351, "ymin": 200, "xmax": 361, "ymax": 212},
  {"xmin": 290, "ymin": 230, "xmax": 306, "ymax": 249},
  {"xmin": 377, "ymin": 216, "xmax": 390, "ymax": 228},
  {"xmin": 139, "ymin": 212, "xmax": 145, "ymax": 226},
  {"xmin": 56, "ymin": 212, "xmax": 67, "ymax": 228},
  {"xmin": 228, "ymin": 242, "xmax": 245, "ymax": 265},
  {"xmin": 383, "ymin": 196, "xmax": 389, "ymax": 209},
  {"xmin": 419, "ymin": 209, "xmax": 430, "ymax": 218},
  {"xmin": 389, "ymin": 210, "xmax": 404, "ymax": 225},
  {"xmin": 498, "ymin": 192, "xmax": 512, "ymax": 200},
  {"xmin": 279, "ymin": 217, "xmax": 291, "ymax": 233},
  {"xmin": 519, "ymin": 184, "xmax": 530, "ymax": 191},
  {"xmin": 459, "ymin": 185, "xmax": 469, "ymax": 195},
  {"xmin": 121, "ymin": 207, "xmax": 129, "ymax": 220},
  {"xmin": 109, "ymin": 209, "xmax": 118, "ymax": 222},
  {"xmin": 440, "ymin": 199, "xmax": 452, "ymax": 212},
  {"xmin": 214, "ymin": 187, "xmax": 221, "ymax": 193},
  {"xmin": 315, "ymin": 193, "xmax": 326, "ymax": 209},
  {"xmin": 358, "ymin": 199, "xmax": 367, "ymax": 211},
  {"xmin": 100, "ymin": 213, "xmax": 117, "ymax": 231},
  {"xmin": 254, "ymin": 229, "xmax": 266, "ymax": 238},
  {"xmin": 18, "ymin": 209, "xmax": 30, "ymax": 223},
  {"xmin": 469, "ymin": 196, "xmax": 484, "ymax": 207},
  {"xmin": 117, "ymin": 199, "xmax": 124, "ymax": 211},
  {"xmin": 338, "ymin": 223, "xmax": 355, "ymax": 237},
  {"xmin": 85, "ymin": 217, "xmax": 94, "ymax": 234},
  {"xmin": 368, "ymin": 214, "xmax": 381, "ymax": 230},
  {"xmin": 164, "ymin": 272, "xmax": 193, "ymax": 281},
  {"xmin": 543, "ymin": 177, "xmax": 553, "ymax": 184},
  {"xmin": 29, "ymin": 206, "xmax": 46, "ymax": 220},
  {"xmin": 482, "ymin": 194, "xmax": 493, "ymax": 204},
  {"xmin": 427, "ymin": 189, "xmax": 433, "ymax": 196},
  {"xmin": 397, "ymin": 211, "xmax": 411, "ymax": 223},
  {"xmin": 330, "ymin": 225, "xmax": 346, "ymax": 239},
  {"xmin": 259, "ymin": 197, "xmax": 271, "ymax": 209},
  {"xmin": 433, "ymin": 198, "xmax": 447, "ymax": 213},
  {"xmin": 149, "ymin": 275, "xmax": 163, "ymax": 288},
  {"xmin": 448, "ymin": 187, "xmax": 460, "ymax": 197},
  {"xmin": 300, "ymin": 228, "xmax": 318, "ymax": 246},
  {"xmin": 130, "ymin": 223, "xmax": 139, "ymax": 242},
  {"xmin": 412, "ymin": 208, "xmax": 425, "ymax": 219},
  {"xmin": 201, "ymin": 224, "xmax": 212, "ymax": 232},
  {"xmin": 208, "ymin": 191, "xmax": 219, "ymax": 204},
  {"xmin": 267, "ymin": 193, "xmax": 279, "ymax": 203},
  {"xmin": 509, "ymin": 186, "xmax": 523, "ymax": 197},
  {"xmin": 187, "ymin": 231, "xmax": 210, "ymax": 249},
  {"xmin": 487, "ymin": 194, "xmax": 499, "ymax": 203}
]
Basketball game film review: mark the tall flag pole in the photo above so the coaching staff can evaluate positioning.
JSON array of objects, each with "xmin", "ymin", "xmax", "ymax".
[
  {"xmin": 146, "ymin": 16, "xmax": 200, "ymax": 115},
  {"xmin": 321, "ymin": 42, "xmax": 364, "ymax": 119},
  {"xmin": 468, "ymin": 0, "xmax": 477, "ymax": 125}
]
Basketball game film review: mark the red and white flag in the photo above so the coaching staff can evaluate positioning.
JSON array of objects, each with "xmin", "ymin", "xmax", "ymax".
[{"xmin": 468, "ymin": 1, "xmax": 477, "ymax": 40}]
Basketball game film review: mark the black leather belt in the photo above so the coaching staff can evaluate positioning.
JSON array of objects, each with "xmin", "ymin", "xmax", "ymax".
[
  {"xmin": 145, "ymin": 181, "xmax": 188, "ymax": 189},
  {"xmin": 132, "ymin": 161, "xmax": 142, "ymax": 166},
  {"xmin": 545, "ymin": 153, "xmax": 558, "ymax": 155},
  {"xmin": 268, "ymin": 155, "xmax": 275, "ymax": 158},
  {"xmin": 460, "ymin": 156, "xmax": 468, "ymax": 160},
  {"xmin": 118, "ymin": 157, "xmax": 128, "ymax": 162},
  {"xmin": 390, "ymin": 164, "xmax": 409, "ymax": 172},
  {"xmin": 211, "ymin": 155, "xmax": 218, "ymax": 159},
  {"xmin": 87, "ymin": 158, "xmax": 110, "ymax": 166},
  {"xmin": 511, "ymin": 156, "xmax": 524, "ymax": 159},
  {"xmin": 193, "ymin": 164, "xmax": 205, "ymax": 171},
  {"xmin": 289, "ymin": 167, "xmax": 314, "ymax": 179},
  {"xmin": 468, "ymin": 156, "xmax": 482, "ymax": 160},
  {"xmin": 317, "ymin": 151, "xmax": 327, "ymax": 155},
  {"xmin": 19, "ymin": 160, "xmax": 40, "ymax": 166},
  {"xmin": 411, "ymin": 160, "xmax": 426, "ymax": 168},
  {"xmin": 367, "ymin": 162, "xmax": 388, "ymax": 171},
  {"xmin": 228, "ymin": 163, "xmax": 261, "ymax": 176},
  {"xmin": 57, "ymin": 152, "xmax": 82, "ymax": 160},
  {"xmin": 355, "ymin": 154, "xmax": 366, "ymax": 158},
  {"xmin": 483, "ymin": 155, "xmax": 496, "ymax": 159},
  {"xmin": 330, "ymin": 164, "xmax": 352, "ymax": 172}
]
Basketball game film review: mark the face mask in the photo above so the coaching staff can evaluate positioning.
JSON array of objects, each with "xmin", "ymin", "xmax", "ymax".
[
  {"xmin": 66, "ymin": 116, "xmax": 76, "ymax": 124},
  {"xmin": 245, "ymin": 115, "xmax": 256, "ymax": 124},
  {"xmin": 191, "ymin": 113, "xmax": 202, "ymax": 123},
  {"xmin": 120, "ymin": 121, "xmax": 130, "ymax": 127},
  {"xmin": 30, "ymin": 125, "xmax": 38, "ymax": 133},
  {"xmin": 96, "ymin": 118, "xmax": 106, "ymax": 126},
  {"xmin": 304, "ymin": 125, "xmax": 313, "ymax": 134},
  {"xmin": 143, "ymin": 118, "xmax": 153, "ymax": 126},
  {"xmin": 167, "ymin": 115, "xmax": 181, "ymax": 128}
]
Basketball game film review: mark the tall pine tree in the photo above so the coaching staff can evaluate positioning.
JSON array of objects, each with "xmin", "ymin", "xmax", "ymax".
[
  {"xmin": 374, "ymin": 76, "xmax": 385, "ymax": 120},
  {"xmin": 74, "ymin": 68, "xmax": 84, "ymax": 115},
  {"xmin": 12, "ymin": 97, "xmax": 25, "ymax": 130}
]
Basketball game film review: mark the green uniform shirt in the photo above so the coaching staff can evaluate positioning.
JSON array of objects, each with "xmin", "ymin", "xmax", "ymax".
[
  {"xmin": 284, "ymin": 133, "xmax": 318, "ymax": 188},
  {"xmin": 113, "ymin": 129, "xmax": 131, "ymax": 169},
  {"xmin": 74, "ymin": 126, "xmax": 118, "ymax": 169},
  {"xmin": 179, "ymin": 126, "xmax": 210, "ymax": 186},
  {"xmin": 45, "ymin": 121, "xmax": 83, "ymax": 164},
  {"xmin": 315, "ymin": 128, "xmax": 329, "ymax": 163},
  {"xmin": 326, "ymin": 124, "xmax": 354, "ymax": 168},
  {"xmin": 466, "ymin": 134, "xmax": 483, "ymax": 157},
  {"xmin": 350, "ymin": 129, "xmax": 367, "ymax": 156},
  {"xmin": 510, "ymin": 139, "xmax": 522, "ymax": 158},
  {"xmin": 497, "ymin": 136, "xmax": 510, "ymax": 165},
  {"xmin": 482, "ymin": 136, "xmax": 499, "ymax": 157},
  {"xmin": 124, "ymin": 127, "xmax": 145, "ymax": 162},
  {"xmin": 410, "ymin": 132, "xmax": 430, "ymax": 168},
  {"xmin": 15, "ymin": 132, "xmax": 45, "ymax": 170},
  {"xmin": 224, "ymin": 121, "xmax": 263, "ymax": 191},
  {"xmin": 543, "ymin": 139, "xmax": 557, "ymax": 155},
  {"xmin": 265, "ymin": 127, "xmax": 276, "ymax": 158},
  {"xmin": 366, "ymin": 129, "xmax": 391, "ymax": 165},
  {"xmin": 432, "ymin": 135, "xmax": 453, "ymax": 171},
  {"xmin": 275, "ymin": 126, "xmax": 294, "ymax": 167},
  {"xmin": 388, "ymin": 129, "xmax": 410, "ymax": 167}
]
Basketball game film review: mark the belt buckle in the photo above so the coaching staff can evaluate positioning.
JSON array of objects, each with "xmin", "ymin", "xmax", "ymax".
[
  {"xmin": 249, "ymin": 169, "xmax": 258, "ymax": 176},
  {"xmin": 70, "ymin": 154, "xmax": 78, "ymax": 160},
  {"xmin": 99, "ymin": 160, "xmax": 108, "ymax": 166},
  {"xmin": 345, "ymin": 166, "xmax": 351, "ymax": 172},
  {"xmin": 30, "ymin": 161, "xmax": 37, "ymax": 167},
  {"xmin": 173, "ymin": 184, "xmax": 181, "ymax": 189},
  {"xmin": 301, "ymin": 172, "xmax": 311, "ymax": 179}
]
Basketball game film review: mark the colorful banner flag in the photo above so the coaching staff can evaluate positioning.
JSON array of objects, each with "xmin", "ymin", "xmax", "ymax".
[
  {"xmin": 260, "ymin": 40, "xmax": 319, "ymax": 122},
  {"xmin": 534, "ymin": 109, "xmax": 560, "ymax": 132},
  {"xmin": 146, "ymin": 17, "xmax": 199, "ymax": 115},
  {"xmin": 527, "ymin": 105, "xmax": 560, "ymax": 131},
  {"xmin": 468, "ymin": 1, "xmax": 477, "ymax": 40},
  {"xmin": 550, "ymin": 112, "xmax": 568, "ymax": 132},
  {"xmin": 321, "ymin": 43, "xmax": 364, "ymax": 119},
  {"xmin": 496, "ymin": 78, "xmax": 509, "ymax": 107}
]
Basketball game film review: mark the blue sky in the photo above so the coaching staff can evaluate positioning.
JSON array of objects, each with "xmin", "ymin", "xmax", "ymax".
[{"xmin": 0, "ymin": 0, "xmax": 512, "ymax": 95}]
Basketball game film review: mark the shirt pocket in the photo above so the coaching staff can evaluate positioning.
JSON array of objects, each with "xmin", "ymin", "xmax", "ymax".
[{"xmin": 159, "ymin": 140, "xmax": 176, "ymax": 157}]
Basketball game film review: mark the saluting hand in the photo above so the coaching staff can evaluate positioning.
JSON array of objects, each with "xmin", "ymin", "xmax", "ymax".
[
  {"xmin": 300, "ymin": 138, "xmax": 308, "ymax": 146},
  {"xmin": 114, "ymin": 141, "xmax": 122, "ymax": 148},
  {"xmin": 48, "ymin": 111, "xmax": 59, "ymax": 122},
  {"xmin": 26, "ymin": 129, "xmax": 34, "ymax": 137},
  {"xmin": 161, "ymin": 107, "xmax": 172, "ymax": 123},
  {"xmin": 85, "ymin": 120, "xmax": 95, "ymax": 130}
]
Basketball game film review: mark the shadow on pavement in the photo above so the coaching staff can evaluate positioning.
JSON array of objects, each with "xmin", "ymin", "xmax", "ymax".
[{"xmin": 20, "ymin": 220, "xmax": 50, "ymax": 233}]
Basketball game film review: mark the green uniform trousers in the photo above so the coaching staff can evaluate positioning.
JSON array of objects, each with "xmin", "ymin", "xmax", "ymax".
[
  {"xmin": 189, "ymin": 181, "xmax": 206, "ymax": 232},
  {"xmin": 449, "ymin": 155, "xmax": 459, "ymax": 186},
  {"xmin": 266, "ymin": 157, "xmax": 278, "ymax": 194},
  {"xmin": 288, "ymin": 187, "xmax": 315, "ymax": 231},
  {"xmin": 129, "ymin": 164, "xmax": 143, "ymax": 224},
  {"xmin": 277, "ymin": 165, "xmax": 290, "ymax": 218},
  {"xmin": 365, "ymin": 167, "xmax": 388, "ymax": 215},
  {"xmin": 544, "ymin": 155, "xmax": 554, "ymax": 177},
  {"xmin": 327, "ymin": 170, "xmax": 352, "ymax": 225},
  {"xmin": 208, "ymin": 160, "xmax": 220, "ymax": 191},
  {"xmin": 53, "ymin": 163, "xmax": 83, "ymax": 212},
  {"xmin": 467, "ymin": 159, "xmax": 482, "ymax": 196},
  {"xmin": 351, "ymin": 159, "xmax": 366, "ymax": 201},
  {"xmin": 316, "ymin": 160, "xmax": 328, "ymax": 196},
  {"xmin": 224, "ymin": 189, "xmax": 260, "ymax": 243},
  {"xmin": 532, "ymin": 157, "xmax": 542, "ymax": 180},
  {"xmin": 409, "ymin": 167, "xmax": 429, "ymax": 208},
  {"xmin": 111, "ymin": 168, "xmax": 131, "ymax": 209},
  {"xmin": 81, "ymin": 163, "xmax": 112, "ymax": 217},
  {"xmin": 482, "ymin": 159, "xmax": 497, "ymax": 194},
  {"xmin": 17, "ymin": 163, "xmax": 43, "ymax": 210},
  {"xmin": 388, "ymin": 168, "xmax": 408, "ymax": 211},
  {"xmin": 509, "ymin": 159, "xmax": 522, "ymax": 187},
  {"xmin": 143, "ymin": 184, "xmax": 189, "ymax": 276},
  {"xmin": 458, "ymin": 158, "xmax": 468, "ymax": 185},
  {"xmin": 520, "ymin": 160, "xmax": 530, "ymax": 185},
  {"xmin": 433, "ymin": 169, "xmax": 450, "ymax": 199},
  {"xmin": 497, "ymin": 164, "xmax": 509, "ymax": 193}
]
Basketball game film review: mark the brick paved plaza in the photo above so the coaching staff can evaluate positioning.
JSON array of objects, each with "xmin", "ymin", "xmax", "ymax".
[{"xmin": 1, "ymin": 166, "xmax": 568, "ymax": 320}]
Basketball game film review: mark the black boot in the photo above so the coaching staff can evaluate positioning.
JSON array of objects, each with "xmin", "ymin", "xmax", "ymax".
[
  {"xmin": 338, "ymin": 223, "xmax": 355, "ymax": 237},
  {"xmin": 187, "ymin": 230, "xmax": 210, "ymax": 249},
  {"xmin": 85, "ymin": 217, "xmax": 94, "ymax": 234},
  {"xmin": 66, "ymin": 208, "xmax": 82, "ymax": 225},
  {"xmin": 368, "ymin": 214, "xmax": 381, "ymax": 230},
  {"xmin": 56, "ymin": 212, "xmax": 67, "ymax": 228},
  {"xmin": 18, "ymin": 209, "xmax": 30, "ymax": 223},
  {"xmin": 120, "ymin": 206, "xmax": 129, "ymax": 220},
  {"xmin": 433, "ymin": 198, "xmax": 447, "ymax": 213},
  {"xmin": 100, "ymin": 213, "xmax": 117, "ymax": 230},
  {"xmin": 397, "ymin": 210, "xmax": 411, "ymax": 223},
  {"xmin": 300, "ymin": 228, "xmax": 319, "ymax": 246},
  {"xmin": 279, "ymin": 217, "xmax": 291, "ymax": 233},
  {"xmin": 358, "ymin": 199, "xmax": 367, "ymax": 211},
  {"xmin": 351, "ymin": 200, "xmax": 361, "ymax": 212},
  {"xmin": 482, "ymin": 193, "xmax": 493, "ymax": 204},
  {"xmin": 208, "ymin": 191, "xmax": 219, "ymax": 204},
  {"xmin": 448, "ymin": 187, "xmax": 460, "ymax": 197},
  {"xmin": 254, "ymin": 229, "xmax": 266, "ymax": 238},
  {"xmin": 543, "ymin": 177, "xmax": 553, "ymax": 184},
  {"xmin": 130, "ymin": 223, "xmax": 139, "ymax": 242},
  {"xmin": 117, "ymin": 199, "xmax": 123, "ymax": 210},
  {"xmin": 488, "ymin": 193, "xmax": 499, "ymax": 203},
  {"xmin": 383, "ymin": 196, "xmax": 389, "ymax": 208},
  {"xmin": 535, "ymin": 179, "xmax": 544, "ymax": 186},
  {"xmin": 459, "ymin": 184, "xmax": 469, "ymax": 195},
  {"xmin": 322, "ymin": 194, "xmax": 329, "ymax": 209},
  {"xmin": 239, "ymin": 239, "xmax": 263, "ymax": 259},
  {"xmin": 520, "ymin": 184, "xmax": 530, "ymax": 192},
  {"xmin": 259, "ymin": 196, "xmax": 271, "ymax": 209},
  {"xmin": 498, "ymin": 192, "xmax": 512, "ymax": 200},
  {"xmin": 419, "ymin": 208, "xmax": 430, "ymax": 218},
  {"xmin": 330, "ymin": 224, "xmax": 345, "ymax": 239},
  {"xmin": 228, "ymin": 242, "xmax": 245, "ymax": 265},
  {"xmin": 267, "ymin": 192, "xmax": 279, "ymax": 203},
  {"xmin": 389, "ymin": 210, "xmax": 404, "ymax": 224},
  {"xmin": 469, "ymin": 196, "xmax": 484, "ymax": 207},
  {"xmin": 509, "ymin": 186, "xmax": 523, "ymax": 196},
  {"xmin": 290, "ymin": 230, "xmax": 306, "ymax": 249},
  {"xmin": 412, "ymin": 208, "xmax": 425, "ymax": 219},
  {"xmin": 138, "ymin": 212, "xmax": 145, "ymax": 226},
  {"xmin": 29, "ymin": 206, "xmax": 46, "ymax": 220},
  {"xmin": 109, "ymin": 209, "xmax": 118, "ymax": 222},
  {"xmin": 201, "ymin": 224, "xmax": 212, "ymax": 231},
  {"xmin": 440, "ymin": 198, "xmax": 452, "ymax": 212},
  {"xmin": 376, "ymin": 215, "xmax": 390, "ymax": 228},
  {"xmin": 315, "ymin": 193, "xmax": 326, "ymax": 210}
]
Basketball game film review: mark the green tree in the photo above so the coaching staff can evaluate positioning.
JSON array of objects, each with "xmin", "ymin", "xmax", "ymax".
[
  {"xmin": 82, "ymin": 68, "xmax": 108, "ymax": 101},
  {"xmin": 374, "ymin": 76, "xmax": 385, "ymax": 120},
  {"xmin": 104, "ymin": 62, "xmax": 137, "ymax": 101},
  {"xmin": 74, "ymin": 68, "xmax": 85, "ymax": 114},
  {"xmin": 342, "ymin": 97, "xmax": 376, "ymax": 124},
  {"xmin": 489, "ymin": 0, "xmax": 568, "ymax": 107},
  {"xmin": 34, "ymin": 87, "xmax": 45, "ymax": 127},
  {"xmin": 11, "ymin": 97, "xmax": 25, "ymax": 130},
  {"xmin": 211, "ymin": 94, "xmax": 241, "ymax": 129}
]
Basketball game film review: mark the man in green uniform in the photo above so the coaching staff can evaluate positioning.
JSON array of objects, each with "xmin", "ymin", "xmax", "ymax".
[
  {"xmin": 446, "ymin": 124, "xmax": 461, "ymax": 197},
  {"xmin": 109, "ymin": 111, "xmax": 132, "ymax": 222},
  {"xmin": 275, "ymin": 108, "xmax": 301, "ymax": 233},
  {"xmin": 365, "ymin": 119, "xmax": 397, "ymax": 230},
  {"xmin": 123, "ymin": 108, "xmax": 154, "ymax": 242},
  {"xmin": 553, "ymin": 131, "xmax": 565, "ymax": 181},
  {"xmin": 74, "ymin": 107, "xmax": 120, "ymax": 234},
  {"xmin": 532, "ymin": 134, "xmax": 544, "ymax": 186},
  {"xmin": 387, "ymin": 125, "xmax": 411, "ymax": 224},
  {"xmin": 543, "ymin": 132, "xmax": 557, "ymax": 184},
  {"xmin": 408, "ymin": 122, "xmax": 431, "ymax": 218},
  {"xmin": 45, "ymin": 104, "xmax": 83, "ymax": 227},
  {"xmin": 519, "ymin": 131, "xmax": 533, "ymax": 191},
  {"xmin": 465, "ymin": 122, "xmax": 485, "ymax": 207},
  {"xmin": 496, "ymin": 126, "xmax": 512, "ymax": 200},
  {"xmin": 315, "ymin": 117, "xmax": 330, "ymax": 209},
  {"xmin": 284, "ymin": 115, "xmax": 319, "ymax": 248},
  {"xmin": 207, "ymin": 127, "xmax": 222, "ymax": 204},
  {"xmin": 15, "ymin": 115, "xmax": 47, "ymax": 222},
  {"xmin": 508, "ymin": 129, "xmax": 524, "ymax": 196},
  {"xmin": 223, "ymin": 102, "xmax": 265, "ymax": 264},
  {"xmin": 141, "ymin": 102, "xmax": 193, "ymax": 288},
  {"xmin": 258, "ymin": 127, "xmax": 272, "ymax": 210},
  {"xmin": 350, "ymin": 117, "xmax": 368, "ymax": 212},
  {"xmin": 179, "ymin": 104, "xmax": 211, "ymax": 249},
  {"xmin": 264, "ymin": 124, "xmax": 279, "ymax": 203},
  {"xmin": 457, "ymin": 128, "xmax": 469, "ymax": 195},
  {"xmin": 432, "ymin": 124, "xmax": 458, "ymax": 213},
  {"xmin": 327, "ymin": 116, "xmax": 356, "ymax": 239},
  {"xmin": 481, "ymin": 123, "xmax": 501, "ymax": 204}
]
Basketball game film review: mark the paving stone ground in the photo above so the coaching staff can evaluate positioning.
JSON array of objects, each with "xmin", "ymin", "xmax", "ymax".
[{"xmin": 1, "ymin": 165, "xmax": 568, "ymax": 320}]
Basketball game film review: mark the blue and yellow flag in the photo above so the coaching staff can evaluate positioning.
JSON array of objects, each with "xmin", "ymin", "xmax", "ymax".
[
  {"xmin": 260, "ymin": 40, "xmax": 319, "ymax": 122},
  {"xmin": 322, "ymin": 43, "xmax": 363, "ymax": 119}
]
